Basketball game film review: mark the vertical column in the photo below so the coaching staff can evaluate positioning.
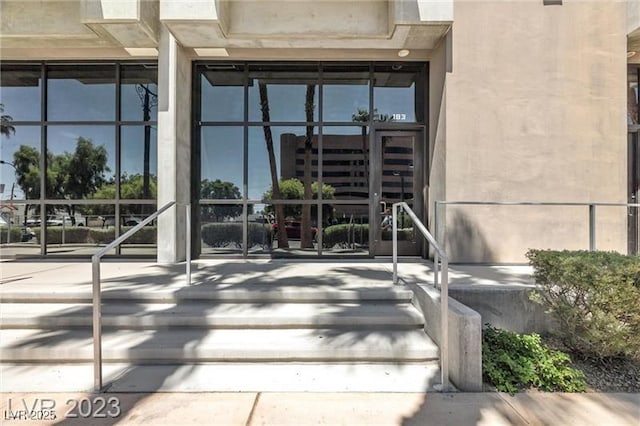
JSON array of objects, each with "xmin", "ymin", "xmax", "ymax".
[{"xmin": 157, "ymin": 27, "xmax": 191, "ymax": 263}]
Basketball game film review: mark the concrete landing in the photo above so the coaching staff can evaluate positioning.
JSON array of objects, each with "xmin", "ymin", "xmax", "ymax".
[
  {"xmin": 1, "ymin": 362, "xmax": 441, "ymax": 393},
  {"xmin": 0, "ymin": 392, "xmax": 637, "ymax": 425}
]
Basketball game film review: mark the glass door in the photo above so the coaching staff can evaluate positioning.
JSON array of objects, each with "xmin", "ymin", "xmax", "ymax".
[{"xmin": 371, "ymin": 131, "xmax": 423, "ymax": 256}]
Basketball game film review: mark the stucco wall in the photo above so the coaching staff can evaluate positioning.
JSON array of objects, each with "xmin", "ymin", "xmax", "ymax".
[{"xmin": 442, "ymin": 0, "xmax": 627, "ymax": 262}]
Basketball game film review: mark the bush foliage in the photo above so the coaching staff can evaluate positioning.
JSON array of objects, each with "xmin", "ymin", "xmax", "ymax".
[
  {"xmin": 482, "ymin": 325, "xmax": 586, "ymax": 393},
  {"xmin": 0, "ymin": 227, "xmax": 25, "ymax": 244},
  {"xmin": 527, "ymin": 249, "xmax": 640, "ymax": 361},
  {"xmin": 322, "ymin": 224, "xmax": 414, "ymax": 248},
  {"xmin": 201, "ymin": 223, "xmax": 271, "ymax": 248},
  {"xmin": 323, "ymin": 224, "xmax": 369, "ymax": 248},
  {"xmin": 33, "ymin": 226, "xmax": 156, "ymax": 244}
]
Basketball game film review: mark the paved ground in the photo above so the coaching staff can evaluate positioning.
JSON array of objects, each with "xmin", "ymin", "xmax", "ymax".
[
  {"xmin": 1, "ymin": 260, "xmax": 638, "ymax": 425},
  {"xmin": 1, "ymin": 392, "xmax": 638, "ymax": 425}
]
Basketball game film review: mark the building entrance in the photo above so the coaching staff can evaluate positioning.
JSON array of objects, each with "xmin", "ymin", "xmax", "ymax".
[
  {"xmin": 193, "ymin": 62, "xmax": 427, "ymax": 258},
  {"xmin": 371, "ymin": 131, "xmax": 423, "ymax": 256}
]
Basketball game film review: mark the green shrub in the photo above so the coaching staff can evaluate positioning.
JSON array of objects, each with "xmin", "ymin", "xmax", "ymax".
[
  {"xmin": 527, "ymin": 249, "xmax": 640, "ymax": 361},
  {"xmin": 120, "ymin": 226, "xmax": 157, "ymax": 244},
  {"xmin": 88, "ymin": 228, "xmax": 115, "ymax": 244},
  {"xmin": 323, "ymin": 224, "xmax": 369, "ymax": 248},
  {"xmin": 483, "ymin": 325, "xmax": 586, "ymax": 393},
  {"xmin": 0, "ymin": 227, "xmax": 24, "ymax": 244},
  {"xmin": 32, "ymin": 227, "xmax": 156, "ymax": 245},
  {"xmin": 202, "ymin": 222, "xmax": 271, "ymax": 248},
  {"xmin": 322, "ymin": 224, "xmax": 414, "ymax": 248},
  {"xmin": 34, "ymin": 227, "xmax": 91, "ymax": 244}
]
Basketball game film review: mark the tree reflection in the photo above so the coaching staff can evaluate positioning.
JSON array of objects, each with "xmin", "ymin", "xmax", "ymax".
[
  {"xmin": 0, "ymin": 104, "xmax": 15, "ymax": 137},
  {"xmin": 258, "ymin": 81, "xmax": 289, "ymax": 248}
]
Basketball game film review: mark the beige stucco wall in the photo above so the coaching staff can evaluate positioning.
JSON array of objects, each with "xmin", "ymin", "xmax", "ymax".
[{"xmin": 441, "ymin": 0, "xmax": 628, "ymax": 262}]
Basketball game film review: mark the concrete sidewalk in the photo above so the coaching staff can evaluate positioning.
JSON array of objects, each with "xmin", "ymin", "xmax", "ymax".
[{"xmin": 1, "ymin": 392, "xmax": 638, "ymax": 426}]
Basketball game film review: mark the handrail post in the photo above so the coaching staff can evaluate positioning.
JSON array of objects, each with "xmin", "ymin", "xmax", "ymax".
[
  {"xmin": 92, "ymin": 256, "xmax": 102, "ymax": 391},
  {"xmin": 433, "ymin": 201, "xmax": 439, "ymax": 254},
  {"xmin": 90, "ymin": 201, "xmax": 176, "ymax": 393},
  {"xmin": 186, "ymin": 204, "xmax": 192, "ymax": 285},
  {"xmin": 589, "ymin": 204, "xmax": 596, "ymax": 251},
  {"xmin": 441, "ymin": 255, "xmax": 449, "ymax": 391},
  {"xmin": 434, "ymin": 253, "xmax": 439, "ymax": 289},
  {"xmin": 392, "ymin": 203, "xmax": 398, "ymax": 284}
]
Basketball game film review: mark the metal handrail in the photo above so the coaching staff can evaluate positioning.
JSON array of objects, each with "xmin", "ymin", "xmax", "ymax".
[
  {"xmin": 392, "ymin": 201, "xmax": 449, "ymax": 392},
  {"xmin": 91, "ymin": 201, "xmax": 191, "ymax": 391},
  {"xmin": 434, "ymin": 201, "xmax": 640, "ymax": 252}
]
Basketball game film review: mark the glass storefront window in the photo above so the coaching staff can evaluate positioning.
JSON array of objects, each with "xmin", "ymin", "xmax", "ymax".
[
  {"xmin": 201, "ymin": 69, "xmax": 245, "ymax": 122},
  {"xmin": 120, "ymin": 125, "xmax": 158, "ymax": 199},
  {"xmin": 120, "ymin": 203, "xmax": 157, "ymax": 255},
  {"xmin": 629, "ymin": 66, "xmax": 639, "ymax": 125},
  {"xmin": 323, "ymin": 65, "xmax": 370, "ymax": 122},
  {"xmin": 200, "ymin": 203, "xmax": 245, "ymax": 254},
  {"xmin": 1, "ymin": 126, "xmax": 41, "ymax": 200},
  {"xmin": 44, "ymin": 203, "xmax": 116, "ymax": 256},
  {"xmin": 373, "ymin": 65, "xmax": 420, "ymax": 123},
  {"xmin": 0, "ymin": 65, "xmax": 42, "ymax": 122},
  {"xmin": 47, "ymin": 65, "xmax": 116, "ymax": 122},
  {"xmin": 322, "ymin": 126, "xmax": 369, "ymax": 200},
  {"xmin": 249, "ymin": 126, "xmax": 319, "ymax": 201},
  {"xmin": 248, "ymin": 66, "xmax": 318, "ymax": 122},
  {"xmin": 0, "ymin": 62, "xmax": 158, "ymax": 257},
  {"xmin": 201, "ymin": 126, "xmax": 244, "ymax": 199},
  {"xmin": 195, "ymin": 62, "xmax": 425, "ymax": 257},
  {"xmin": 322, "ymin": 203, "xmax": 369, "ymax": 255},
  {"xmin": 121, "ymin": 64, "xmax": 158, "ymax": 122},
  {"xmin": 46, "ymin": 125, "xmax": 115, "ymax": 199}
]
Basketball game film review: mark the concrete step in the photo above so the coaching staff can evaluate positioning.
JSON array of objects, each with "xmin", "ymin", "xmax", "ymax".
[
  {"xmin": 0, "ymin": 328, "xmax": 439, "ymax": 362},
  {"xmin": 0, "ymin": 302, "xmax": 425, "ymax": 329},
  {"xmin": 1, "ymin": 362, "xmax": 442, "ymax": 392},
  {"xmin": 0, "ymin": 284, "xmax": 413, "ymax": 304}
]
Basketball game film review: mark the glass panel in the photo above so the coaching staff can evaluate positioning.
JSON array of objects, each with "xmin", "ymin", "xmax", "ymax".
[
  {"xmin": 247, "ymin": 205, "xmax": 273, "ymax": 254},
  {"xmin": 1, "ymin": 126, "xmax": 41, "ymax": 200},
  {"xmin": 264, "ymin": 203, "xmax": 318, "ymax": 255},
  {"xmin": 121, "ymin": 64, "xmax": 158, "ymax": 122},
  {"xmin": 249, "ymin": 126, "xmax": 322, "ymax": 201},
  {"xmin": 373, "ymin": 65, "xmax": 417, "ymax": 123},
  {"xmin": 200, "ymin": 203, "xmax": 244, "ymax": 255},
  {"xmin": 322, "ymin": 203, "xmax": 369, "ymax": 255},
  {"xmin": 47, "ymin": 65, "xmax": 116, "ymax": 121},
  {"xmin": 248, "ymin": 66, "xmax": 318, "ymax": 122},
  {"xmin": 201, "ymin": 126, "xmax": 244, "ymax": 199},
  {"xmin": 46, "ymin": 125, "xmax": 115, "ymax": 199},
  {"xmin": 121, "ymin": 125, "xmax": 157, "ymax": 199},
  {"xmin": 0, "ymin": 201, "xmax": 41, "ymax": 257},
  {"xmin": 322, "ymin": 126, "xmax": 369, "ymax": 200},
  {"xmin": 323, "ymin": 65, "xmax": 369, "ymax": 122},
  {"xmin": 380, "ymin": 135, "xmax": 415, "ymax": 243},
  {"xmin": 120, "ymin": 204, "xmax": 157, "ymax": 255},
  {"xmin": 201, "ymin": 69, "xmax": 245, "ymax": 122},
  {"xmin": 0, "ymin": 64, "xmax": 42, "ymax": 122},
  {"xmin": 44, "ymin": 203, "xmax": 116, "ymax": 256},
  {"xmin": 629, "ymin": 66, "xmax": 639, "ymax": 125}
]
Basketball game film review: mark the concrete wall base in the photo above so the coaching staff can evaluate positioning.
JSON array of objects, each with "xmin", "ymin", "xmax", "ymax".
[
  {"xmin": 450, "ymin": 287, "xmax": 557, "ymax": 335},
  {"xmin": 407, "ymin": 282, "xmax": 483, "ymax": 392}
]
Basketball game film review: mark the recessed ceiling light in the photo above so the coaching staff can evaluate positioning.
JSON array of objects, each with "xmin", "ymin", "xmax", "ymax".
[
  {"xmin": 124, "ymin": 48, "xmax": 158, "ymax": 57},
  {"xmin": 397, "ymin": 49, "xmax": 410, "ymax": 58},
  {"xmin": 194, "ymin": 48, "xmax": 229, "ymax": 57}
]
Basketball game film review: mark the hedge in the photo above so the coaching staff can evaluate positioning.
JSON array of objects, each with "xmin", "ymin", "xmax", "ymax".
[
  {"xmin": 33, "ymin": 226, "xmax": 156, "ymax": 245},
  {"xmin": 527, "ymin": 249, "xmax": 640, "ymax": 361},
  {"xmin": 323, "ymin": 224, "xmax": 369, "ymax": 248},
  {"xmin": 202, "ymin": 222, "xmax": 272, "ymax": 248},
  {"xmin": 322, "ymin": 224, "xmax": 413, "ymax": 248},
  {"xmin": 0, "ymin": 227, "xmax": 25, "ymax": 244}
]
